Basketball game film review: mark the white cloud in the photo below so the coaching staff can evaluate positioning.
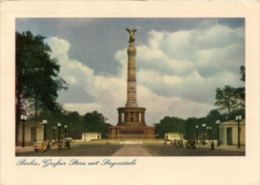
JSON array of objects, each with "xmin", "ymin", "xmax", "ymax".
[
  {"xmin": 46, "ymin": 37, "xmax": 126, "ymax": 124},
  {"xmin": 67, "ymin": 76, "xmax": 77, "ymax": 84},
  {"xmin": 135, "ymin": 24, "xmax": 244, "ymax": 104},
  {"xmin": 46, "ymin": 22, "xmax": 244, "ymax": 125}
]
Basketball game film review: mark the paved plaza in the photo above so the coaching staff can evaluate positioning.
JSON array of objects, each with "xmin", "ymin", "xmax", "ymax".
[
  {"xmin": 16, "ymin": 143, "xmax": 245, "ymax": 156},
  {"xmin": 113, "ymin": 145, "xmax": 151, "ymax": 156}
]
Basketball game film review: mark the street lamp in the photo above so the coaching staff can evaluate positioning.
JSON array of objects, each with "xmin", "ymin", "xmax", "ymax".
[
  {"xmin": 57, "ymin": 123, "xmax": 61, "ymax": 150},
  {"xmin": 216, "ymin": 120, "xmax": 220, "ymax": 146},
  {"xmin": 64, "ymin": 125, "xmax": 67, "ymax": 140},
  {"xmin": 207, "ymin": 127, "xmax": 209, "ymax": 144},
  {"xmin": 236, "ymin": 115, "xmax": 242, "ymax": 148},
  {"xmin": 209, "ymin": 127, "xmax": 212, "ymax": 142},
  {"xmin": 20, "ymin": 115, "xmax": 27, "ymax": 147},
  {"xmin": 42, "ymin": 120, "xmax": 47, "ymax": 141},
  {"xmin": 196, "ymin": 125, "xmax": 199, "ymax": 144},
  {"xmin": 52, "ymin": 126, "xmax": 56, "ymax": 143},
  {"xmin": 202, "ymin": 123, "xmax": 206, "ymax": 145}
]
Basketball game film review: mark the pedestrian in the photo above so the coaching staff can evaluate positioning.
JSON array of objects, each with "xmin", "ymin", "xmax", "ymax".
[
  {"xmin": 211, "ymin": 141, "xmax": 214, "ymax": 150},
  {"xmin": 46, "ymin": 140, "xmax": 51, "ymax": 150},
  {"xmin": 66, "ymin": 141, "xmax": 70, "ymax": 150}
]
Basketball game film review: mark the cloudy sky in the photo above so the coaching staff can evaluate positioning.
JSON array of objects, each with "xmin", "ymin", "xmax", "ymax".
[{"xmin": 16, "ymin": 18, "xmax": 245, "ymax": 126}]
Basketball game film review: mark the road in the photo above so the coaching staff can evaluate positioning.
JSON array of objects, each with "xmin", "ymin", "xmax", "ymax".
[
  {"xmin": 142, "ymin": 145, "xmax": 245, "ymax": 156},
  {"xmin": 16, "ymin": 144, "xmax": 245, "ymax": 156}
]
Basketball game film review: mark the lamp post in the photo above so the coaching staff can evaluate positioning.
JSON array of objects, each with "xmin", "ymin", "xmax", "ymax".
[
  {"xmin": 236, "ymin": 115, "xmax": 242, "ymax": 148},
  {"xmin": 207, "ymin": 127, "xmax": 209, "ymax": 144},
  {"xmin": 209, "ymin": 127, "xmax": 212, "ymax": 142},
  {"xmin": 202, "ymin": 124, "xmax": 206, "ymax": 145},
  {"xmin": 216, "ymin": 120, "xmax": 220, "ymax": 146},
  {"xmin": 42, "ymin": 120, "xmax": 47, "ymax": 141},
  {"xmin": 64, "ymin": 125, "xmax": 67, "ymax": 140},
  {"xmin": 52, "ymin": 126, "xmax": 56, "ymax": 145},
  {"xmin": 106, "ymin": 134, "xmax": 108, "ymax": 144},
  {"xmin": 57, "ymin": 123, "xmax": 61, "ymax": 150},
  {"xmin": 196, "ymin": 125, "xmax": 199, "ymax": 144},
  {"xmin": 20, "ymin": 115, "xmax": 27, "ymax": 147}
]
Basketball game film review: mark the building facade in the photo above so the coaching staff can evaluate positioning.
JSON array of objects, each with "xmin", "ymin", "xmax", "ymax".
[
  {"xmin": 81, "ymin": 132, "xmax": 101, "ymax": 141},
  {"xmin": 17, "ymin": 121, "xmax": 44, "ymax": 146},
  {"xmin": 165, "ymin": 133, "xmax": 184, "ymax": 141},
  {"xmin": 219, "ymin": 119, "xmax": 245, "ymax": 146}
]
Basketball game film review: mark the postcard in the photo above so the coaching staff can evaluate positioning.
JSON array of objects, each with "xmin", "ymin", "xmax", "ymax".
[{"xmin": 0, "ymin": 1, "xmax": 259, "ymax": 185}]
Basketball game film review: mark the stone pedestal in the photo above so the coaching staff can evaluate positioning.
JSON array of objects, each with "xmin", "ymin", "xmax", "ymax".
[
  {"xmin": 109, "ymin": 107, "xmax": 154, "ymax": 139},
  {"xmin": 109, "ymin": 125, "xmax": 155, "ymax": 139}
]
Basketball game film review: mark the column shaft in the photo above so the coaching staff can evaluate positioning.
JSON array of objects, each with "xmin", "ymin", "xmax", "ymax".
[
  {"xmin": 141, "ymin": 113, "xmax": 144, "ymax": 123},
  {"xmin": 128, "ymin": 112, "xmax": 130, "ymax": 122},
  {"xmin": 126, "ymin": 44, "xmax": 137, "ymax": 107}
]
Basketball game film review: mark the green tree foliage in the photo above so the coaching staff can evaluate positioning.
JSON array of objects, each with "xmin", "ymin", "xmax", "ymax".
[
  {"xmin": 238, "ymin": 65, "xmax": 245, "ymax": 106},
  {"xmin": 185, "ymin": 117, "xmax": 206, "ymax": 140},
  {"xmin": 36, "ymin": 110, "xmax": 110, "ymax": 140},
  {"xmin": 16, "ymin": 31, "xmax": 68, "ymax": 116},
  {"xmin": 240, "ymin": 66, "xmax": 245, "ymax": 82},
  {"xmin": 236, "ymin": 87, "xmax": 245, "ymax": 107},
  {"xmin": 15, "ymin": 31, "xmax": 68, "ymax": 145},
  {"xmin": 184, "ymin": 109, "xmax": 228, "ymax": 140},
  {"xmin": 82, "ymin": 111, "xmax": 109, "ymax": 139},
  {"xmin": 204, "ymin": 109, "xmax": 226, "ymax": 139},
  {"xmin": 154, "ymin": 116, "xmax": 185, "ymax": 139},
  {"xmin": 229, "ymin": 108, "xmax": 245, "ymax": 120},
  {"xmin": 214, "ymin": 85, "xmax": 240, "ymax": 119},
  {"xmin": 214, "ymin": 66, "xmax": 245, "ymax": 120}
]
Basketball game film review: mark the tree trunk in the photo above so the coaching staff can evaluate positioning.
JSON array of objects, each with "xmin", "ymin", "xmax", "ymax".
[
  {"xmin": 35, "ymin": 99, "xmax": 38, "ymax": 118},
  {"xmin": 228, "ymin": 101, "xmax": 231, "ymax": 119},
  {"xmin": 15, "ymin": 87, "xmax": 22, "ymax": 146}
]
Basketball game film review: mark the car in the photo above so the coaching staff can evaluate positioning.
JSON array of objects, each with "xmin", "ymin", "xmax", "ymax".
[
  {"xmin": 34, "ymin": 141, "xmax": 48, "ymax": 152},
  {"xmin": 185, "ymin": 140, "xmax": 196, "ymax": 149},
  {"xmin": 58, "ymin": 139, "xmax": 71, "ymax": 150},
  {"xmin": 176, "ymin": 141, "xmax": 184, "ymax": 148},
  {"xmin": 164, "ymin": 139, "xmax": 174, "ymax": 145}
]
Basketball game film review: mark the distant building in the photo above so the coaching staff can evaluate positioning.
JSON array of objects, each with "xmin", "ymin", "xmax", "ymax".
[
  {"xmin": 165, "ymin": 132, "xmax": 184, "ymax": 141},
  {"xmin": 82, "ymin": 132, "xmax": 101, "ymax": 141},
  {"xmin": 17, "ymin": 121, "xmax": 44, "ymax": 146},
  {"xmin": 219, "ymin": 119, "xmax": 245, "ymax": 146}
]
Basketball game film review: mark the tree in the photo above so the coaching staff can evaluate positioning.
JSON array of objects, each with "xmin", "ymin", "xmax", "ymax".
[
  {"xmin": 185, "ymin": 117, "xmax": 206, "ymax": 140},
  {"xmin": 214, "ymin": 85, "xmax": 240, "ymax": 119},
  {"xmin": 238, "ymin": 65, "xmax": 245, "ymax": 106},
  {"xmin": 240, "ymin": 66, "xmax": 245, "ymax": 82},
  {"xmin": 229, "ymin": 108, "xmax": 245, "ymax": 120},
  {"xmin": 154, "ymin": 116, "xmax": 185, "ymax": 139},
  {"xmin": 236, "ymin": 87, "xmax": 245, "ymax": 107},
  {"xmin": 32, "ymin": 110, "xmax": 111, "ymax": 141},
  {"xmin": 82, "ymin": 111, "xmax": 109, "ymax": 138},
  {"xmin": 15, "ymin": 31, "xmax": 68, "ymax": 145},
  {"xmin": 204, "ymin": 109, "xmax": 226, "ymax": 139},
  {"xmin": 206, "ymin": 109, "xmax": 222, "ymax": 120}
]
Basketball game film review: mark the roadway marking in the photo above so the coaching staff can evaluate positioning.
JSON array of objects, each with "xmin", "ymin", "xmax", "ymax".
[{"xmin": 113, "ymin": 144, "xmax": 151, "ymax": 156}]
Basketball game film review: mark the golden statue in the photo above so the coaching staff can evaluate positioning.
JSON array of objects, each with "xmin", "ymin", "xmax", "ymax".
[{"xmin": 126, "ymin": 27, "xmax": 137, "ymax": 44}]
